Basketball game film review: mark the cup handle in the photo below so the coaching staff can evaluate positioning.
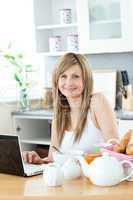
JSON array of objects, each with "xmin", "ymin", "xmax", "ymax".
[{"xmin": 120, "ymin": 160, "xmax": 133, "ymax": 182}]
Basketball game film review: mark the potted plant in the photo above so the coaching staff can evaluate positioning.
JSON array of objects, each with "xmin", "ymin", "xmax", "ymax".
[{"xmin": 1, "ymin": 45, "xmax": 35, "ymax": 111}]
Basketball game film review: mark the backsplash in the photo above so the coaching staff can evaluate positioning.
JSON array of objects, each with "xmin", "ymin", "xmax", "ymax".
[
  {"xmin": 88, "ymin": 52, "xmax": 133, "ymax": 84},
  {"xmin": 45, "ymin": 52, "xmax": 133, "ymax": 84},
  {"xmin": 88, "ymin": 52, "xmax": 133, "ymax": 110}
]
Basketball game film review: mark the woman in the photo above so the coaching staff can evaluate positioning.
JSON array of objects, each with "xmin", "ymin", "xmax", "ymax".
[{"xmin": 23, "ymin": 52, "xmax": 118, "ymax": 164}]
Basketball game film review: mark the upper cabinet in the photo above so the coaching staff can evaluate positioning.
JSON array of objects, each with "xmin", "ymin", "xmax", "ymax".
[
  {"xmin": 33, "ymin": 0, "xmax": 133, "ymax": 55},
  {"xmin": 77, "ymin": 0, "xmax": 133, "ymax": 53}
]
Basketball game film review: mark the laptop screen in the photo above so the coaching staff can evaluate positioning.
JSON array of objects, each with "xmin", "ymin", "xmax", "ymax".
[{"xmin": 0, "ymin": 135, "xmax": 25, "ymax": 176}]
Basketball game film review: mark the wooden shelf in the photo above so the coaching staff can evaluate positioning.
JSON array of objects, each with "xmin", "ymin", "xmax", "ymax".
[
  {"xmin": 39, "ymin": 51, "xmax": 79, "ymax": 56},
  {"xmin": 38, "ymin": 44, "xmax": 133, "ymax": 56}
]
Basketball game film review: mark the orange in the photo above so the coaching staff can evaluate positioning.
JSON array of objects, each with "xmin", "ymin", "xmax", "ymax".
[{"xmin": 84, "ymin": 153, "xmax": 101, "ymax": 164}]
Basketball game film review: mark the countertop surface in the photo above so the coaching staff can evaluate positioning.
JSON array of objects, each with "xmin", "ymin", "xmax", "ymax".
[
  {"xmin": 11, "ymin": 109, "xmax": 53, "ymax": 119},
  {"xmin": 12, "ymin": 109, "xmax": 133, "ymax": 120},
  {"xmin": 0, "ymin": 174, "xmax": 133, "ymax": 200}
]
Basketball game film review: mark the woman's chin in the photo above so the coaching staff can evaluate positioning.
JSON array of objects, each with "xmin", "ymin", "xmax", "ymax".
[{"xmin": 65, "ymin": 94, "xmax": 82, "ymax": 100}]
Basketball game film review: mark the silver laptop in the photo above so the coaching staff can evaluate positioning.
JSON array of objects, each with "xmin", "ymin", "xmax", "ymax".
[{"xmin": 0, "ymin": 134, "xmax": 45, "ymax": 176}]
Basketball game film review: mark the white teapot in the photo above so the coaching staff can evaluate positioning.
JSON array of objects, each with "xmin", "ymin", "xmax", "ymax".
[{"xmin": 77, "ymin": 153, "xmax": 133, "ymax": 186}]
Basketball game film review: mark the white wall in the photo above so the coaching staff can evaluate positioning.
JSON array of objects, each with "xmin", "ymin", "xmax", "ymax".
[
  {"xmin": 0, "ymin": 0, "xmax": 35, "ymax": 53},
  {"xmin": 0, "ymin": 103, "xmax": 17, "ymax": 133}
]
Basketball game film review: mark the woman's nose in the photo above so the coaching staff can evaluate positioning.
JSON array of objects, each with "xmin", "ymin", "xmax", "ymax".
[{"xmin": 66, "ymin": 77, "xmax": 74, "ymax": 85}]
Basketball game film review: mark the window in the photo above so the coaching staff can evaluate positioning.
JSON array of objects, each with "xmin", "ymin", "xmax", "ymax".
[{"xmin": 0, "ymin": 0, "xmax": 43, "ymax": 102}]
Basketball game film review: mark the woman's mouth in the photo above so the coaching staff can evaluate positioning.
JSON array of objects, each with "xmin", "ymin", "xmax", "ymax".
[{"xmin": 64, "ymin": 87, "xmax": 77, "ymax": 91}]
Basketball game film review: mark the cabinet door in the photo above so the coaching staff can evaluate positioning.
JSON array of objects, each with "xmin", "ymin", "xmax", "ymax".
[
  {"xmin": 118, "ymin": 119, "xmax": 133, "ymax": 138},
  {"xmin": 77, "ymin": 0, "xmax": 133, "ymax": 53},
  {"xmin": 14, "ymin": 118, "xmax": 51, "ymax": 145}
]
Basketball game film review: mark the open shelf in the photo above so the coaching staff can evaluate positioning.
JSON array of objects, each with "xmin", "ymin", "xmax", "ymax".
[{"xmin": 37, "ymin": 23, "xmax": 77, "ymax": 30}]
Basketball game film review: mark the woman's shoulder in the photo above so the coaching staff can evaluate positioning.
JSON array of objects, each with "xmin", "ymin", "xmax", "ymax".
[
  {"xmin": 90, "ymin": 92, "xmax": 106, "ymax": 105},
  {"xmin": 90, "ymin": 92, "xmax": 110, "ymax": 111}
]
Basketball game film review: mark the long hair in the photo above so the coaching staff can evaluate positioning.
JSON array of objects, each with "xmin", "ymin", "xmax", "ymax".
[{"xmin": 52, "ymin": 52, "xmax": 93, "ymax": 146}]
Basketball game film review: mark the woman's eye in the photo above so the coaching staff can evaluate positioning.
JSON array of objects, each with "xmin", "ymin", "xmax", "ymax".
[
  {"xmin": 60, "ymin": 74, "xmax": 66, "ymax": 79},
  {"xmin": 73, "ymin": 75, "xmax": 80, "ymax": 78}
]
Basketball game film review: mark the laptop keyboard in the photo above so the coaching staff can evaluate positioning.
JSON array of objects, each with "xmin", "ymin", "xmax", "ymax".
[{"xmin": 24, "ymin": 163, "xmax": 45, "ymax": 174}]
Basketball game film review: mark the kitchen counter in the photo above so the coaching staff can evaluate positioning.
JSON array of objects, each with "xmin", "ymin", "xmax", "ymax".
[
  {"xmin": 12, "ymin": 109, "xmax": 53, "ymax": 120},
  {"xmin": 116, "ymin": 110, "xmax": 133, "ymax": 120},
  {"xmin": 0, "ymin": 174, "xmax": 133, "ymax": 200},
  {"xmin": 12, "ymin": 109, "xmax": 133, "ymax": 120}
]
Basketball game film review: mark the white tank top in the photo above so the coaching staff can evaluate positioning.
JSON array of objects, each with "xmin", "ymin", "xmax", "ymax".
[{"xmin": 60, "ymin": 112, "xmax": 104, "ymax": 153}]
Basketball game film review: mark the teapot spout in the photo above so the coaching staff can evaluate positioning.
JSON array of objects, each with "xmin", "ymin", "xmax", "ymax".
[{"xmin": 76, "ymin": 156, "xmax": 90, "ymax": 178}]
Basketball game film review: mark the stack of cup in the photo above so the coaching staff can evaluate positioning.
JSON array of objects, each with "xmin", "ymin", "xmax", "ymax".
[
  {"xmin": 49, "ymin": 36, "xmax": 62, "ymax": 52},
  {"xmin": 59, "ymin": 9, "xmax": 72, "ymax": 24},
  {"xmin": 67, "ymin": 34, "xmax": 78, "ymax": 51}
]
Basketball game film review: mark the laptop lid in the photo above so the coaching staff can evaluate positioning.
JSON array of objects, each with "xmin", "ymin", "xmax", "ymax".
[
  {"xmin": 0, "ymin": 134, "xmax": 44, "ymax": 176},
  {"xmin": 0, "ymin": 134, "xmax": 25, "ymax": 176}
]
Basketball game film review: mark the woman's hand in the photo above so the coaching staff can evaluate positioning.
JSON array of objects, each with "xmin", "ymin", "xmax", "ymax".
[{"xmin": 22, "ymin": 151, "xmax": 44, "ymax": 164}]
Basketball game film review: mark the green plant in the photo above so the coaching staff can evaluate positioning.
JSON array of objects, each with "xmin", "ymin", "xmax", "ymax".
[
  {"xmin": 0, "ymin": 43, "xmax": 35, "ymax": 89},
  {"xmin": 4, "ymin": 53, "xmax": 33, "ymax": 88},
  {"xmin": 0, "ymin": 44, "xmax": 36, "ymax": 110}
]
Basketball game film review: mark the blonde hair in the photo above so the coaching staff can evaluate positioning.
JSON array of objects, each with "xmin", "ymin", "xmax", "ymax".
[{"xmin": 52, "ymin": 52, "xmax": 93, "ymax": 146}]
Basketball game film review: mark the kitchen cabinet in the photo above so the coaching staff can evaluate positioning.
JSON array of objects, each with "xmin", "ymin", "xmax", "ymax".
[
  {"xmin": 77, "ymin": 0, "xmax": 133, "ymax": 53},
  {"xmin": 12, "ymin": 110, "xmax": 53, "ymax": 150},
  {"xmin": 33, "ymin": 0, "xmax": 133, "ymax": 55},
  {"xmin": 32, "ymin": 0, "xmax": 133, "ymax": 88}
]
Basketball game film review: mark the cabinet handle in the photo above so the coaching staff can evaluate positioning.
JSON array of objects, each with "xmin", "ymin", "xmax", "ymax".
[{"xmin": 16, "ymin": 126, "xmax": 21, "ymax": 132}]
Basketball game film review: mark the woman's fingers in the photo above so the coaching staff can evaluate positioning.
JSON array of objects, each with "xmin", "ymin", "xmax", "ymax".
[
  {"xmin": 22, "ymin": 151, "xmax": 29, "ymax": 162},
  {"xmin": 28, "ymin": 151, "xmax": 35, "ymax": 163},
  {"xmin": 27, "ymin": 151, "xmax": 39, "ymax": 163},
  {"xmin": 31, "ymin": 151, "xmax": 41, "ymax": 164},
  {"xmin": 22, "ymin": 151, "xmax": 42, "ymax": 164}
]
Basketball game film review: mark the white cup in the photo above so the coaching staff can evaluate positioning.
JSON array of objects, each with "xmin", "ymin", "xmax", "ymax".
[
  {"xmin": 49, "ymin": 36, "xmax": 62, "ymax": 52},
  {"xmin": 59, "ymin": 9, "xmax": 72, "ymax": 24}
]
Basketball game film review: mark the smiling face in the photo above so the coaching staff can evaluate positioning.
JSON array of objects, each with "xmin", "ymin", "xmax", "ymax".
[{"xmin": 58, "ymin": 64, "xmax": 84, "ymax": 100}]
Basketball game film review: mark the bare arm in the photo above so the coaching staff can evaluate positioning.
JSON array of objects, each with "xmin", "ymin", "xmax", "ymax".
[
  {"xmin": 90, "ymin": 93, "xmax": 119, "ymax": 141},
  {"xmin": 42, "ymin": 119, "xmax": 58, "ymax": 162}
]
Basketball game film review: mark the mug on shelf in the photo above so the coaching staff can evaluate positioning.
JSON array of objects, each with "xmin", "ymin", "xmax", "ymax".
[
  {"xmin": 67, "ymin": 34, "xmax": 78, "ymax": 51},
  {"xmin": 49, "ymin": 36, "xmax": 62, "ymax": 52},
  {"xmin": 59, "ymin": 9, "xmax": 72, "ymax": 24}
]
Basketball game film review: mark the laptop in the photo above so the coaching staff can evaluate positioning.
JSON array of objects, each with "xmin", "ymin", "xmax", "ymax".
[{"xmin": 0, "ymin": 134, "xmax": 45, "ymax": 176}]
